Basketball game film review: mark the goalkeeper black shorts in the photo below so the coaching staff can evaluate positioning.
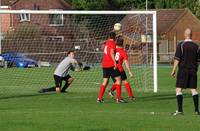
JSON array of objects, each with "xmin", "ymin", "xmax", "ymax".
[{"xmin": 53, "ymin": 74, "xmax": 71, "ymax": 87}]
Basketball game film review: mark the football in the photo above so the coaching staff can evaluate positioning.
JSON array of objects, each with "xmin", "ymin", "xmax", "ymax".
[{"xmin": 114, "ymin": 23, "xmax": 121, "ymax": 31}]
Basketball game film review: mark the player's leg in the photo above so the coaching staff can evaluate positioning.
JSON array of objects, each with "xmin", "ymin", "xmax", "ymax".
[
  {"xmin": 61, "ymin": 75, "xmax": 74, "ymax": 92},
  {"xmin": 172, "ymin": 87, "xmax": 184, "ymax": 115},
  {"xmin": 122, "ymin": 80, "xmax": 135, "ymax": 100},
  {"xmin": 54, "ymin": 75, "xmax": 62, "ymax": 93},
  {"xmin": 97, "ymin": 68, "xmax": 110, "ymax": 102},
  {"xmin": 120, "ymin": 70, "xmax": 135, "ymax": 100},
  {"xmin": 38, "ymin": 75, "xmax": 62, "ymax": 93},
  {"xmin": 111, "ymin": 76, "xmax": 117, "ymax": 91},
  {"xmin": 172, "ymin": 68, "xmax": 188, "ymax": 115},
  {"xmin": 114, "ymin": 76, "xmax": 121, "ymax": 102},
  {"xmin": 108, "ymin": 76, "xmax": 116, "ymax": 98},
  {"xmin": 97, "ymin": 78, "xmax": 109, "ymax": 102},
  {"xmin": 112, "ymin": 69, "xmax": 125, "ymax": 103},
  {"xmin": 51, "ymin": 75, "xmax": 63, "ymax": 93},
  {"xmin": 44, "ymin": 86, "xmax": 56, "ymax": 92},
  {"xmin": 191, "ymin": 89, "xmax": 199, "ymax": 114},
  {"xmin": 189, "ymin": 70, "xmax": 199, "ymax": 115},
  {"xmin": 114, "ymin": 76, "xmax": 126, "ymax": 103},
  {"xmin": 38, "ymin": 86, "xmax": 56, "ymax": 93}
]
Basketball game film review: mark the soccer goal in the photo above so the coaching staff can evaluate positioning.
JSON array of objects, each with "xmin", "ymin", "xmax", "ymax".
[{"xmin": 0, "ymin": 10, "xmax": 157, "ymax": 98}]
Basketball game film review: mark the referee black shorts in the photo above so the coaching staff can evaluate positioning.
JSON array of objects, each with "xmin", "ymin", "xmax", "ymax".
[
  {"xmin": 176, "ymin": 68, "xmax": 197, "ymax": 89},
  {"xmin": 53, "ymin": 74, "xmax": 72, "ymax": 87},
  {"xmin": 103, "ymin": 67, "xmax": 120, "ymax": 78}
]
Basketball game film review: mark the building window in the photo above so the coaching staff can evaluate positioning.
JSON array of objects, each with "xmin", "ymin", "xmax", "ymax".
[
  {"xmin": 46, "ymin": 36, "xmax": 64, "ymax": 42},
  {"xmin": 33, "ymin": 4, "xmax": 40, "ymax": 10},
  {"xmin": 0, "ymin": 32, "xmax": 5, "ymax": 40},
  {"xmin": 20, "ymin": 13, "xmax": 30, "ymax": 22},
  {"xmin": 49, "ymin": 10, "xmax": 63, "ymax": 26}
]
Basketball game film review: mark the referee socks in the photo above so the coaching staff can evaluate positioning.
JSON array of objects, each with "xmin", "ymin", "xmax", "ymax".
[
  {"xmin": 176, "ymin": 93, "xmax": 183, "ymax": 112},
  {"xmin": 192, "ymin": 94, "xmax": 199, "ymax": 113}
]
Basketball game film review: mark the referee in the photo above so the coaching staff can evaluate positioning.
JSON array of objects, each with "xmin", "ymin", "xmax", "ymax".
[{"xmin": 171, "ymin": 28, "xmax": 200, "ymax": 115}]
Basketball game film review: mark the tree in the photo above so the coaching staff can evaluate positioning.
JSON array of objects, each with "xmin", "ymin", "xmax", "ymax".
[
  {"xmin": 66, "ymin": 0, "xmax": 200, "ymax": 18},
  {"xmin": 153, "ymin": 0, "xmax": 200, "ymax": 18},
  {"xmin": 70, "ymin": 0, "xmax": 147, "ymax": 10},
  {"xmin": 71, "ymin": 0, "xmax": 109, "ymax": 10},
  {"xmin": 189, "ymin": 1, "xmax": 200, "ymax": 19}
]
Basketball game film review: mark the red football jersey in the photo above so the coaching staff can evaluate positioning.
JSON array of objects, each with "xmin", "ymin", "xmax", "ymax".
[
  {"xmin": 102, "ymin": 39, "xmax": 116, "ymax": 68},
  {"xmin": 115, "ymin": 47, "xmax": 128, "ymax": 72}
]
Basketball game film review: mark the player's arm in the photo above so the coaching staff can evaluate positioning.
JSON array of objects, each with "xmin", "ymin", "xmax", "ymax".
[
  {"xmin": 71, "ymin": 59, "xmax": 81, "ymax": 72},
  {"xmin": 171, "ymin": 43, "xmax": 181, "ymax": 77},
  {"xmin": 197, "ymin": 47, "xmax": 200, "ymax": 65},
  {"xmin": 110, "ymin": 48, "xmax": 117, "ymax": 69},
  {"xmin": 124, "ymin": 59, "xmax": 133, "ymax": 77},
  {"xmin": 123, "ymin": 52, "xmax": 133, "ymax": 77},
  {"xmin": 171, "ymin": 59, "xmax": 179, "ymax": 77}
]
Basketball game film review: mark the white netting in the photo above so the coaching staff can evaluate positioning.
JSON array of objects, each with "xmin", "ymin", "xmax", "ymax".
[{"xmin": 0, "ymin": 10, "xmax": 157, "ymax": 98}]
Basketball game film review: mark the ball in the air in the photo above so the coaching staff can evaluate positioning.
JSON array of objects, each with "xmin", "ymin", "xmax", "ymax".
[{"xmin": 114, "ymin": 23, "xmax": 121, "ymax": 31}]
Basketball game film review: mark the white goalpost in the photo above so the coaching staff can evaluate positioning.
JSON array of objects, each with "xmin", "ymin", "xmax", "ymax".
[{"xmin": 0, "ymin": 10, "xmax": 157, "ymax": 97}]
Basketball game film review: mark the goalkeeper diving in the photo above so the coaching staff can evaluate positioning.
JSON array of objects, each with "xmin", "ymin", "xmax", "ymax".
[{"xmin": 38, "ymin": 50, "xmax": 81, "ymax": 93}]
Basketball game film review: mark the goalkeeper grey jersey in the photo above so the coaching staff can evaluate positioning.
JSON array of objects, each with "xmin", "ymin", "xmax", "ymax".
[{"xmin": 54, "ymin": 57, "xmax": 76, "ymax": 77}]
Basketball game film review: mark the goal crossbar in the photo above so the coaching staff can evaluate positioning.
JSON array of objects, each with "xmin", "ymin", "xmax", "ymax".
[{"xmin": 0, "ymin": 10, "xmax": 156, "ymax": 15}]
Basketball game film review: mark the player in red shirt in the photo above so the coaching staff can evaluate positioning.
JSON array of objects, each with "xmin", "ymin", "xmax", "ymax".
[
  {"xmin": 109, "ymin": 36, "xmax": 135, "ymax": 101},
  {"xmin": 97, "ymin": 32, "xmax": 124, "ymax": 103}
]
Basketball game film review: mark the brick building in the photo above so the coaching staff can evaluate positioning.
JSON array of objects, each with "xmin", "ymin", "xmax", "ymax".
[
  {"xmin": 121, "ymin": 9, "xmax": 200, "ymax": 63},
  {"xmin": 0, "ymin": 2, "xmax": 11, "ymax": 36},
  {"xmin": 1, "ymin": 0, "xmax": 72, "ymax": 40},
  {"xmin": 0, "ymin": 0, "xmax": 114, "ymax": 64},
  {"xmin": 0, "ymin": 0, "xmax": 80, "ymax": 63},
  {"xmin": 158, "ymin": 9, "xmax": 200, "ymax": 49}
]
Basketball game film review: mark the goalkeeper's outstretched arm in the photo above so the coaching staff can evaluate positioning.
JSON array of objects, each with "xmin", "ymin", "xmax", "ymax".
[{"xmin": 72, "ymin": 60, "xmax": 82, "ymax": 72}]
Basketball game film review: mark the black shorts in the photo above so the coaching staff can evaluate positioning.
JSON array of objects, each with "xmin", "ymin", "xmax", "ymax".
[
  {"xmin": 120, "ymin": 71, "xmax": 127, "ymax": 81},
  {"xmin": 53, "ymin": 74, "xmax": 72, "ymax": 87},
  {"xmin": 112, "ymin": 70, "xmax": 127, "ymax": 82},
  {"xmin": 103, "ymin": 67, "xmax": 120, "ymax": 78},
  {"xmin": 176, "ymin": 68, "xmax": 197, "ymax": 89}
]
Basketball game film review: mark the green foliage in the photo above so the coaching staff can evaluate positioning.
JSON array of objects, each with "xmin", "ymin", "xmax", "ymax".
[
  {"xmin": 71, "ymin": 0, "xmax": 149, "ymax": 10},
  {"xmin": 71, "ymin": 0, "xmax": 109, "ymax": 10},
  {"xmin": 153, "ymin": 0, "xmax": 200, "ymax": 19},
  {"xmin": 68, "ymin": 0, "xmax": 200, "ymax": 19},
  {"xmin": 190, "ymin": 1, "xmax": 200, "ymax": 19}
]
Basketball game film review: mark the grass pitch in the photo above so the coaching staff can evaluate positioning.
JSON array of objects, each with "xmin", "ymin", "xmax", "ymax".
[{"xmin": 0, "ymin": 67, "xmax": 200, "ymax": 131}]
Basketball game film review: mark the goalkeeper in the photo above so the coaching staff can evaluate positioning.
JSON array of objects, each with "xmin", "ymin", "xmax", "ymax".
[
  {"xmin": 109, "ymin": 36, "xmax": 135, "ymax": 100},
  {"xmin": 38, "ymin": 50, "xmax": 81, "ymax": 93}
]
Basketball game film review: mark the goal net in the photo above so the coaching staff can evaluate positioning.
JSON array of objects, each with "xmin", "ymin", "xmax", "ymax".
[{"xmin": 0, "ymin": 10, "xmax": 157, "ymax": 98}]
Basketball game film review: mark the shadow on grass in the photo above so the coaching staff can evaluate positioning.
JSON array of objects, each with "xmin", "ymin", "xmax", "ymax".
[
  {"xmin": 0, "ymin": 91, "xmax": 193, "ymax": 102},
  {"xmin": 137, "ymin": 93, "xmax": 192, "ymax": 101},
  {"xmin": 0, "ymin": 93, "xmax": 54, "ymax": 100},
  {"xmin": 88, "ymin": 129, "xmax": 110, "ymax": 131}
]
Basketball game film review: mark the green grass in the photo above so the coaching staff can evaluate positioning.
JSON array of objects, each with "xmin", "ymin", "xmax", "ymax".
[{"xmin": 1, "ymin": 66, "xmax": 200, "ymax": 131}]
